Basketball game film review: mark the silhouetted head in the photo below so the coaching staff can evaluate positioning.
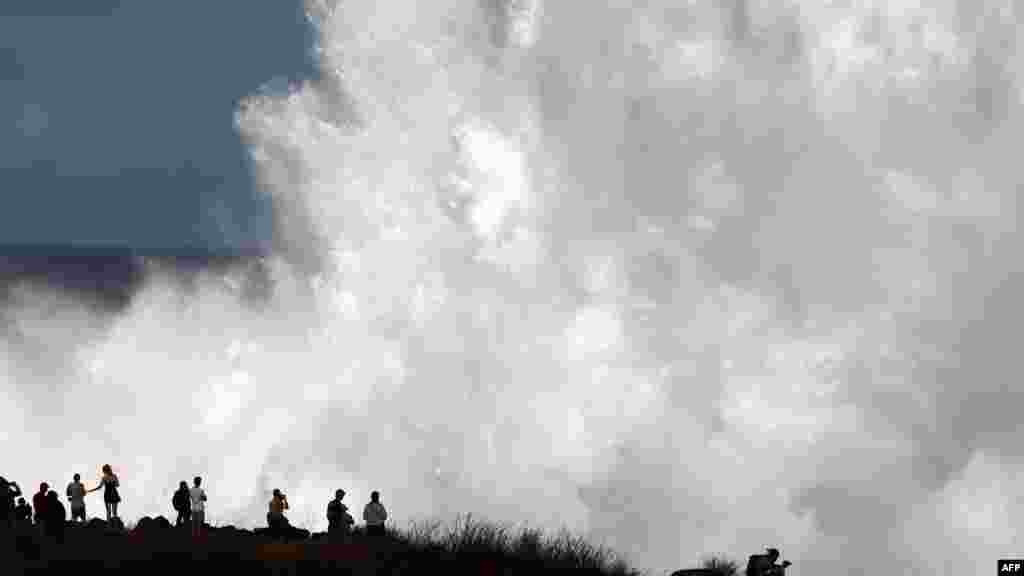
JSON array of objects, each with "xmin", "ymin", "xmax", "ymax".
[
  {"xmin": 47, "ymin": 491, "xmax": 58, "ymax": 501},
  {"xmin": 39, "ymin": 482, "xmax": 48, "ymax": 493},
  {"xmin": 335, "ymin": 489, "xmax": 345, "ymax": 500},
  {"xmin": 766, "ymin": 548, "xmax": 780, "ymax": 560},
  {"xmin": 179, "ymin": 481, "xmax": 188, "ymax": 490},
  {"xmin": 17, "ymin": 497, "xmax": 25, "ymax": 505},
  {"xmin": 102, "ymin": 464, "xmax": 112, "ymax": 475},
  {"xmin": 273, "ymin": 489, "xmax": 281, "ymax": 498},
  {"xmin": 370, "ymin": 491, "xmax": 379, "ymax": 502},
  {"xmin": 194, "ymin": 476, "xmax": 202, "ymax": 487},
  {"xmin": 73, "ymin": 473, "xmax": 80, "ymax": 482}
]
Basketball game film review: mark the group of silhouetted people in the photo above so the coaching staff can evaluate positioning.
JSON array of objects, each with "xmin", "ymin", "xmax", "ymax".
[
  {"xmin": 168, "ymin": 477, "xmax": 387, "ymax": 541},
  {"xmin": 262, "ymin": 487, "xmax": 386, "ymax": 541},
  {"xmin": 4, "ymin": 464, "xmax": 389, "ymax": 544},
  {"xmin": 171, "ymin": 477, "xmax": 207, "ymax": 537},
  {"xmin": 1, "ymin": 464, "xmax": 122, "ymax": 538},
  {"xmin": 7, "ymin": 467, "xmax": 790, "ymax": 571}
]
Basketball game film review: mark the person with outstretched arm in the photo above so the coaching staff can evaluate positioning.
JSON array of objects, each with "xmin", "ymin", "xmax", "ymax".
[{"xmin": 87, "ymin": 464, "xmax": 121, "ymax": 521}]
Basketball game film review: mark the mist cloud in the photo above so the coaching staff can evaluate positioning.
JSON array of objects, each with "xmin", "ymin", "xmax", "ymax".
[{"xmin": 3, "ymin": 1, "xmax": 1022, "ymax": 574}]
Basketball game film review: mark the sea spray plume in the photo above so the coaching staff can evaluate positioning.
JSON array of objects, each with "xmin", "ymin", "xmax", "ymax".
[{"xmin": 0, "ymin": 1, "xmax": 1022, "ymax": 574}]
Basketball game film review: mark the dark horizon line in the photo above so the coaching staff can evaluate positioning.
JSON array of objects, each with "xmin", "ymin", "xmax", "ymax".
[
  {"xmin": 0, "ymin": 242, "xmax": 274, "ymax": 309},
  {"xmin": 0, "ymin": 242, "xmax": 270, "ymax": 260}
]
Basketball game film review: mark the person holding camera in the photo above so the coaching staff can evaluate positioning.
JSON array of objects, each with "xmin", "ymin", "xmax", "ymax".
[
  {"xmin": 746, "ymin": 548, "xmax": 792, "ymax": 576},
  {"xmin": 267, "ymin": 489, "xmax": 290, "ymax": 536}
]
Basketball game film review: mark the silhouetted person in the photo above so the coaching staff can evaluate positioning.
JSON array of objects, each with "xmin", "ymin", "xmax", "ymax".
[
  {"xmin": 14, "ymin": 497, "xmax": 31, "ymax": 528},
  {"xmin": 87, "ymin": 464, "xmax": 120, "ymax": 521},
  {"xmin": 362, "ymin": 491, "xmax": 387, "ymax": 537},
  {"xmin": 32, "ymin": 483, "xmax": 49, "ymax": 527},
  {"xmin": 746, "ymin": 548, "xmax": 791, "ymax": 576},
  {"xmin": 189, "ymin": 476, "xmax": 207, "ymax": 538},
  {"xmin": 66, "ymin": 473, "xmax": 87, "ymax": 523},
  {"xmin": 173, "ymin": 481, "xmax": 191, "ymax": 527},
  {"xmin": 45, "ymin": 491, "xmax": 66, "ymax": 544},
  {"xmin": 326, "ymin": 489, "xmax": 354, "ymax": 538},
  {"xmin": 0, "ymin": 476, "xmax": 21, "ymax": 529},
  {"xmin": 267, "ymin": 489, "xmax": 290, "ymax": 537}
]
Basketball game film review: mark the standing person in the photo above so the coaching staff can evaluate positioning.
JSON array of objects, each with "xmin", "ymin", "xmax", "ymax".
[
  {"xmin": 362, "ymin": 491, "xmax": 387, "ymax": 537},
  {"xmin": 0, "ymin": 477, "xmax": 21, "ymax": 529},
  {"xmin": 45, "ymin": 491, "xmax": 66, "ymax": 544},
  {"xmin": 87, "ymin": 464, "xmax": 120, "ymax": 521},
  {"xmin": 66, "ymin": 474, "xmax": 87, "ymax": 523},
  {"xmin": 326, "ymin": 489, "xmax": 353, "ymax": 538},
  {"xmin": 32, "ymin": 483, "xmax": 49, "ymax": 527},
  {"xmin": 189, "ymin": 476, "xmax": 207, "ymax": 538},
  {"xmin": 172, "ymin": 481, "xmax": 191, "ymax": 528}
]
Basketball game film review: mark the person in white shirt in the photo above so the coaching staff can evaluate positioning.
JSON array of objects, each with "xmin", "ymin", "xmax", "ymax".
[
  {"xmin": 66, "ymin": 473, "xmax": 87, "ymax": 523},
  {"xmin": 362, "ymin": 490, "xmax": 387, "ymax": 536},
  {"xmin": 189, "ymin": 476, "xmax": 207, "ymax": 537}
]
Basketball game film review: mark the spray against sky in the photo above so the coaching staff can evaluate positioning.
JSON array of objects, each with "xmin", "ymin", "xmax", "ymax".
[{"xmin": 2, "ymin": 1, "xmax": 1023, "ymax": 574}]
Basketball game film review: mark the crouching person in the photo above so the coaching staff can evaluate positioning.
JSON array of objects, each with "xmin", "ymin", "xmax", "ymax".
[{"xmin": 746, "ymin": 548, "xmax": 792, "ymax": 576}]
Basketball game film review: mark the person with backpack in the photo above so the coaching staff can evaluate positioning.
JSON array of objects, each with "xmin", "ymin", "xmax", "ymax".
[
  {"xmin": 326, "ymin": 489, "xmax": 354, "ymax": 538},
  {"xmin": 172, "ymin": 481, "xmax": 191, "ymax": 528},
  {"xmin": 66, "ymin": 473, "xmax": 87, "ymax": 523}
]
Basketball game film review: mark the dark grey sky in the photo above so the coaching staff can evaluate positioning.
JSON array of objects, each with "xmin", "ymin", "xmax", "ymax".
[{"xmin": 0, "ymin": 1, "xmax": 317, "ymax": 251}]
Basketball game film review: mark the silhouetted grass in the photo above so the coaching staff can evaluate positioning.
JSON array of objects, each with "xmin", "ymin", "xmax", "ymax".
[
  {"xmin": 700, "ymin": 554, "xmax": 741, "ymax": 575},
  {"xmin": 397, "ymin": 513, "xmax": 639, "ymax": 575},
  {"xmin": 2, "ymin": 513, "xmax": 742, "ymax": 575}
]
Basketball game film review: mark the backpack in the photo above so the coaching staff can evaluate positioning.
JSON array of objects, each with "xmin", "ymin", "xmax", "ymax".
[{"xmin": 173, "ymin": 489, "xmax": 188, "ymax": 512}]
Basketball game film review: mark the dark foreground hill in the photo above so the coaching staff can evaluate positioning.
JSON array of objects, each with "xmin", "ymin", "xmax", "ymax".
[{"xmin": 3, "ymin": 515, "xmax": 670, "ymax": 576}]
